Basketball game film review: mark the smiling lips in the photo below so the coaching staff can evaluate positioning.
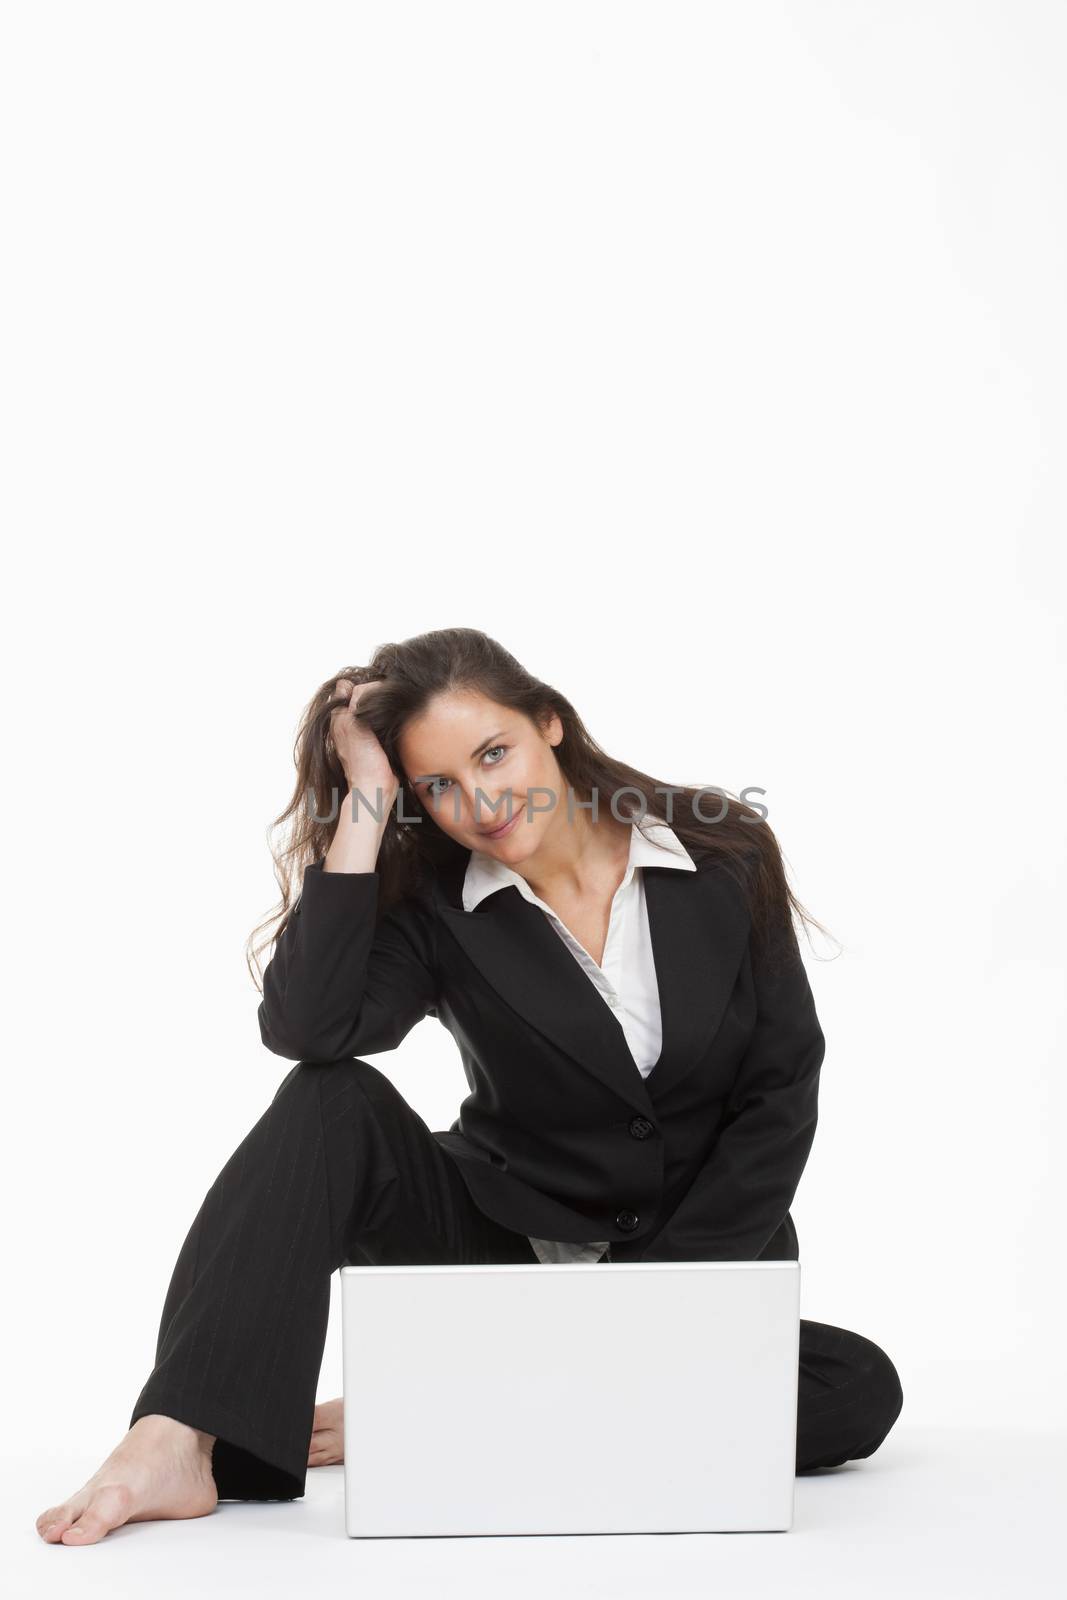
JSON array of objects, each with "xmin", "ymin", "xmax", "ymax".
[{"xmin": 480, "ymin": 803, "xmax": 524, "ymax": 839}]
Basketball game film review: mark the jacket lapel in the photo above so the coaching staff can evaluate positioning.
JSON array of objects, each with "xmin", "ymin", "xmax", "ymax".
[
  {"xmin": 432, "ymin": 857, "xmax": 751, "ymax": 1111},
  {"xmin": 642, "ymin": 862, "xmax": 751, "ymax": 1102}
]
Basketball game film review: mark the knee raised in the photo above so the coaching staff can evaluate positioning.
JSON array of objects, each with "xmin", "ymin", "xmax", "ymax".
[
  {"xmin": 341, "ymin": 1057, "xmax": 408, "ymax": 1112},
  {"xmin": 273, "ymin": 1056, "xmax": 390, "ymax": 1103},
  {"xmin": 860, "ymin": 1338, "xmax": 905, "ymax": 1429}
]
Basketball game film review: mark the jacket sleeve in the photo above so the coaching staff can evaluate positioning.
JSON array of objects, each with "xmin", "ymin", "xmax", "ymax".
[
  {"xmin": 637, "ymin": 917, "xmax": 824, "ymax": 1262},
  {"xmin": 257, "ymin": 859, "xmax": 438, "ymax": 1062}
]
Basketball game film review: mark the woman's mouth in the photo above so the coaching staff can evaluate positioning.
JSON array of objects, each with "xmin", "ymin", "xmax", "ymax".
[{"xmin": 479, "ymin": 803, "xmax": 524, "ymax": 841}]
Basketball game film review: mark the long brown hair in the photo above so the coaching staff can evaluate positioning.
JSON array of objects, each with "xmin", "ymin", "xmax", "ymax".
[{"xmin": 246, "ymin": 627, "xmax": 835, "ymax": 989}]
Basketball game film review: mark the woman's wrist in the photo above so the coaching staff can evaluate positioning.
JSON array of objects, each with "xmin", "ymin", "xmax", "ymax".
[{"xmin": 323, "ymin": 785, "xmax": 392, "ymax": 873}]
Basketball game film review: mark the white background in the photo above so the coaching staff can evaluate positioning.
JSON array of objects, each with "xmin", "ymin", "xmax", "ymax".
[{"xmin": 3, "ymin": 0, "xmax": 1065, "ymax": 1587}]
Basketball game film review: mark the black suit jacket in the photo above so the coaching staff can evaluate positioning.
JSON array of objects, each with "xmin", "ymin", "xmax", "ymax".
[{"xmin": 257, "ymin": 848, "xmax": 825, "ymax": 1265}]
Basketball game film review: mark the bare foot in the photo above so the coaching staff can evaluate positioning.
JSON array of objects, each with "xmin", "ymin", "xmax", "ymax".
[
  {"xmin": 35, "ymin": 1413, "xmax": 219, "ymax": 1546},
  {"xmin": 308, "ymin": 1397, "xmax": 344, "ymax": 1467}
]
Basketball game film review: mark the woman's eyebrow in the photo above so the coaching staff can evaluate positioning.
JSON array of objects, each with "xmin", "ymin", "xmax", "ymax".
[{"xmin": 415, "ymin": 730, "xmax": 509, "ymax": 783}]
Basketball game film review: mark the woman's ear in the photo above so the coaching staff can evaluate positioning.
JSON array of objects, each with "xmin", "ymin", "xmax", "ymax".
[{"xmin": 540, "ymin": 709, "xmax": 564, "ymax": 747}]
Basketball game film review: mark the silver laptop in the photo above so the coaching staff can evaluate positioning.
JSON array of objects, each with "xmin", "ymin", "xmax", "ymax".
[{"xmin": 340, "ymin": 1258, "xmax": 801, "ymax": 1537}]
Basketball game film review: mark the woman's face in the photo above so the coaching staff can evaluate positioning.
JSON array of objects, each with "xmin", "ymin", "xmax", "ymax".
[{"xmin": 397, "ymin": 689, "xmax": 565, "ymax": 859}]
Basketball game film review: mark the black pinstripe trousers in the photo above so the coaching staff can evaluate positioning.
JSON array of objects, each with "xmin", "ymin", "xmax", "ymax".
[{"xmin": 129, "ymin": 1059, "xmax": 904, "ymax": 1501}]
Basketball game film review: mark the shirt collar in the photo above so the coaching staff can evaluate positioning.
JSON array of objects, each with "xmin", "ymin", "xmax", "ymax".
[{"xmin": 462, "ymin": 817, "xmax": 696, "ymax": 913}]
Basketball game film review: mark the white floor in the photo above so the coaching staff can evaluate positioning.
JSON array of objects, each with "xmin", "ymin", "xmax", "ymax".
[{"xmin": 10, "ymin": 1424, "xmax": 1064, "ymax": 1599}]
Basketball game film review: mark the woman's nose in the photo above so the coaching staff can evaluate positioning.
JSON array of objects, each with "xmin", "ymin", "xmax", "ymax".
[{"xmin": 469, "ymin": 789, "xmax": 510, "ymax": 828}]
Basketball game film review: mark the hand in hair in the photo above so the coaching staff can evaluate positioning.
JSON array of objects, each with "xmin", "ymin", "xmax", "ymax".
[{"xmin": 328, "ymin": 678, "xmax": 399, "ymax": 808}]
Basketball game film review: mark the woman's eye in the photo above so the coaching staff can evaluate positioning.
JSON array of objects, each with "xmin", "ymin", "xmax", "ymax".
[{"xmin": 426, "ymin": 745, "xmax": 507, "ymax": 799}]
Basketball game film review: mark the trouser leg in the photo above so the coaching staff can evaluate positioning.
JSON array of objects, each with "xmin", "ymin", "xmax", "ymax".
[
  {"xmin": 795, "ymin": 1317, "xmax": 904, "ymax": 1472},
  {"xmin": 128, "ymin": 1059, "xmax": 537, "ymax": 1502}
]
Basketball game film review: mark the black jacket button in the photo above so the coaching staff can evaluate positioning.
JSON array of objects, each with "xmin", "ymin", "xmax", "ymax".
[
  {"xmin": 628, "ymin": 1115, "xmax": 655, "ymax": 1140},
  {"xmin": 616, "ymin": 1210, "xmax": 640, "ymax": 1231}
]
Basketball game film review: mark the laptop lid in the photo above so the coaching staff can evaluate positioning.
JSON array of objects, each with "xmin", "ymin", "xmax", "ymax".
[{"xmin": 340, "ymin": 1258, "xmax": 800, "ymax": 1537}]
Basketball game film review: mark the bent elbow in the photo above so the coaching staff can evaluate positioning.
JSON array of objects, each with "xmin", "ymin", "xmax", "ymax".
[{"xmin": 257, "ymin": 999, "xmax": 321, "ymax": 1063}]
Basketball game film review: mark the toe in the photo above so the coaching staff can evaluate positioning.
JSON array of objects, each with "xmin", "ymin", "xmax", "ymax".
[
  {"xmin": 37, "ymin": 1504, "xmax": 77, "ymax": 1542},
  {"xmin": 60, "ymin": 1485, "xmax": 133, "ymax": 1545},
  {"xmin": 61, "ymin": 1512, "xmax": 107, "ymax": 1545},
  {"xmin": 37, "ymin": 1507, "xmax": 73, "ymax": 1541}
]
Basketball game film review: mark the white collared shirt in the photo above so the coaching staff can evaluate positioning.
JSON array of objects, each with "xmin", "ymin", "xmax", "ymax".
[{"xmin": 462, "ymin": 818, "xmax": 697, "ymax": 1264}]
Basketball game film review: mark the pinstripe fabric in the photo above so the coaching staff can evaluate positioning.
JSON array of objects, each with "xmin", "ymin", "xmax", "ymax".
[
  {"xmin": 129, "ymin": 1058, "xmax": 902, "ymax": 1500},
  {"xmin": 796, "ymin": 1319, "xmax": 904, "ymax": 1471}
]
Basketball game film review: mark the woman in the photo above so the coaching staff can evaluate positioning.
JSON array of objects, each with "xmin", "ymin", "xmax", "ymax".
[{"xmin": 36, "ymin": 627, "xmax": 903, "ymax": 1545}]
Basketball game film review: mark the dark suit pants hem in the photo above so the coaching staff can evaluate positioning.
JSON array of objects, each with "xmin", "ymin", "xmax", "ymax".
[{"xmin": 129, "ymin": 1385, "xmax": 307, "ymax": 1501}]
